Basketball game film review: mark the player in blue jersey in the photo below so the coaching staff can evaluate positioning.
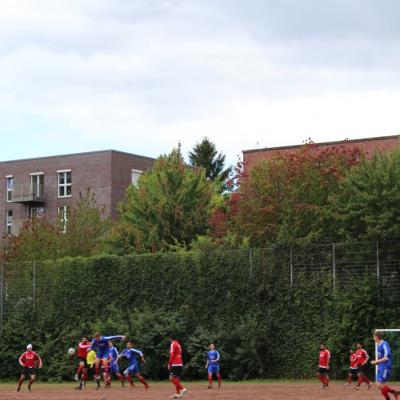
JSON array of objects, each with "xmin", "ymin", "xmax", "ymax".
[
  {"xmin": 371, "ymin": 331, "xmax": 400, "ymax": 400},
  {"xmin": 117, "ymin": 340, "xmax": 149, "ymax": 390},
  {"xmin": 107, "ymin": 341, "xmax": 125, "ymax": 387},
  {"xmin": 90, "ymin": 332, "xmax": 125, "ymax": 384},
  {"xmin": 206, "ymin": 343, "xmax": 221, "ymax": 389}
]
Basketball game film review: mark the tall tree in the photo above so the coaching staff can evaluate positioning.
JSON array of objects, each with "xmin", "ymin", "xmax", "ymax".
[
  {"xmin": 109, "ymin": 146, "xmax": 215, "ymax": 254},
  {"xmin": 332, "ymin": 148, "xmax": 400, "ymax": 241},
  {"xmin": 189, "ymin": 137, "xmax": 231, "ymax": 190}
]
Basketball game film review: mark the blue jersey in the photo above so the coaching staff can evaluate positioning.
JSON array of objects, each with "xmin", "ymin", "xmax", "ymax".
[
  {"xmin": 208, "ymin": 350, "xmax": 220, "ymax": 365},
  {"xmin": 120, "ymin": 348, "xmax": 143, "ymax": 367},
  {"xmin": 109, "ymin": 346, "xmax": 119, "ymax": 363},
  {"xmin": 90, "ymin": 336, "xmax": 123, "ymax": 352},
  {"xmin": 377, "ymin": 340, "xmax": 392, "ymax": 370}
]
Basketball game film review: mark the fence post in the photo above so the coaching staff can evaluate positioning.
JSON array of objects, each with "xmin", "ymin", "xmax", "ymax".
[
  {"xmin": 33, "ymin": 261, "xmax": 36, "ymax": 313},
  {"xmin": 249, "ymin": 248, "xmax": 253, "ymax": 279},
  {"xmin": 290, "ymin": 247, "xmax": 293, "ymax": 286},
  {"xmin": 376, "ymin": 241, "xmax": 380, "ymax": 283},
  {"xmin": 332, "ymin": 243, "xmax": 336, "ymax": 292},
  {"xmin": 0, "ymin": 262, "xmax": 3, "ymax": 330}
]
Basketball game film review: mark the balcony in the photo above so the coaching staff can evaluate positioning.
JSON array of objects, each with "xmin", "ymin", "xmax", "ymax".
[{"xmin": 10, "ymin": 183, "xmax": 45, "ymax": 204}]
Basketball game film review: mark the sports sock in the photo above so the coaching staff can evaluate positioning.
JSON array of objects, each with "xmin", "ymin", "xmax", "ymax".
[
  {"xmin": 28, "ymin": 378, "xmax": 34, "ymax": 388},
  {"xmin": 172, "ymin": 376, "xmax": 183, "ymax": 393},
  {"xmin": 95, "ymin": 364, "xmax": 100, "ymax": 377},
  {"xmin": 347, "ymin": 374, "xmax": 352, "ymax": 384},
  {"xmin": 127, "ymin": 375, "xmax": 133, "ymax": 384},
  {"xmin": 357, "ymin": 376, "xmax": 363, "ymax": 387},
  {"xmin": 139, "ymin": 376, "xmax": 148, "ymax": 387},
  {"xmin": 324, "ymin": 376, "xmax": 330, "ymax": 386},
  {"xmin": 381, "ymin": 385, "xmax": 390, "ymax": 400},
  {"xmin": 363, "ymin": 375, "xmax": 371, "ymax": 385},
  {"xmin": 208, "ymin": 374, "xmax": 213, "ymax": 386},
  {"xmin": 217, "ymin": 373, "xmax": 221, "ymax": 387},
  {"xmin": 17, "ymin": 376, "xmax": 24, "ymax": 389},
  {"xmin": 116, "ymin": 373, "xmax": 124, "ymax": 382},
  {"xmin": 317, "ymin": 374, "xmax": 325, "ymax": 384},
  {"xmin": 77, "ymin": 365, "xmax": 83, "ymax": 378}
]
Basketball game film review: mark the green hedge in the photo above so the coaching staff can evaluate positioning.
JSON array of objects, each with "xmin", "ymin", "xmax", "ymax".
[{"xmin": 0, "ymin": 249, "xmax": 396, "ymax": 381}]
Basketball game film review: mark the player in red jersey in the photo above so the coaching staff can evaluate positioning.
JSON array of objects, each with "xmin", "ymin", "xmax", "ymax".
[
  {"xmin": 17, "ymin": 344, "xmax": 42, "ymax": 392},
  {"xmin": 346, "ymin": 349, "xmax": 359, "ymax": 385},
  {"xmin": 168, "ymin": 335, "xmax": 187, "ymax": 398},
  {"xmin": 317, "ymin": 343, "xmax": 330, "ymax": 388},
  {"xmin": 355, "ymin": 342, "xmax": 372, "ymax": 390},
  {"xmin": 74, "ymin": 336, "xmax": 91, "ymax": 390}
]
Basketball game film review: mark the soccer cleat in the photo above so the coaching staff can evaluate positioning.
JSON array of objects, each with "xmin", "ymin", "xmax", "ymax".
[
  {"xmin": 74, "ymin": 374, "xmax": 79, "ymax": 381},
  {"xmin": 144, "ymin": 385, "xmax": 150, "ymax": 390},
  {"xmin": 170, "ymin": 395, "xmax": 179, "ymax": 399},
  {"xmin": 121, "ymin": 381, "xmax": 125, "ymax": 388},
  {"xmin": 393, "ymin": 391, "xmax": 400, "ymax": 400},
  {"xmin": 75, "ymin": 385, "xmax": 82, "ymax": 390},
  {"xmin": 354, "ymin": 386, "xmax": 360, "ymax": 391},
  {"xmin": 345, "ymin": 383, "xmax": 351, "ymax": 386},
  {"xmin": 180, "ymin": 388, "xmax": 187, "ymax": 397},
  {"xmin": 27, "ymin": 385, "xmax": 31, "ymax": 392},
  {"xmin": 16, "ymin": 387, "xmax": 21, "ymax": 392},
  {"xmin": 368, "ymin": 383, "xmax": 373, "ymax": 390},
  {"xmin": 208, "ymin": 385, "xmax": 212, "ymax": 389},
  {"xmin": 129, "ymin": 383, "xmax": 135, "ymax": 389}
]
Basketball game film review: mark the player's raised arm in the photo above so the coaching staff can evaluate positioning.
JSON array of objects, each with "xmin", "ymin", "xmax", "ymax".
[{"xmin": 104, "ymin": 335, "xmax": 125, "ymax": 342}]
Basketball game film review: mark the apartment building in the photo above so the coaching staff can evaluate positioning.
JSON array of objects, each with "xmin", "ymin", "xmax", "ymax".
[
  {"xmin": 0, "ymin": 150, "xmax": 155, "ymax": 236},
  {"xmin": 243, "ymin": 135, "xmax": 400, "ymax": 169}
]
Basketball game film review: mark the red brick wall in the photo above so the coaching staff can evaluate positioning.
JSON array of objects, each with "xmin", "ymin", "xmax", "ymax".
[{"xmin": 243, "ymin": 136, "xmax": 400, "ymax": 169}]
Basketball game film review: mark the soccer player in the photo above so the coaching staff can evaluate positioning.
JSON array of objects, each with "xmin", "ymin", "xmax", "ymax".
[
  {"xmin": 355, "ymin": 342, "xmax": 372, "ymax": 390},
  {"xmin": 206, "ymin": 343, "xmax": 221, "ymax": 389},
  {"xmin": 317, "ymin": 343, "xmax": 330, "ymax": 388},
  {"xmin": 17, "ymin": 344, "xmax": 42, "ymax": 392},
  {"xmin": 346, "ymin": 349, "xmax": 358, "ymax": 386},
  {"xmin": 168, "ymin": 335, "xmax": 187, "ymax": 398},
  {"xmin": 108, "ymin": 340, "xmax": 125, "ymax": 387},
  {"xmin": 371, "ymin": 331, "xmax": 400, "ymax": 400},
  {"xmin": 117, "ymin": 340, "xmax": 149, "ymax": 390},
  {"xmin": 74, "ymin": 335, "xmax": 91, "ymax": 390},
  {"xmin": 89, "ymin": 332, "xmax": 125, "ymax": 383}
]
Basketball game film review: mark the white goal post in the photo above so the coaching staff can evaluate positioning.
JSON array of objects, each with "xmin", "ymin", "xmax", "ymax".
[{"xmin": 374, "ymin": 329, "xmax": 400, "ymax": 381}]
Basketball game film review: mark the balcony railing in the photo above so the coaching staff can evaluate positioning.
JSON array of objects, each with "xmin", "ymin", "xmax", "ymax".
[{"xmin": 10, "ymin": 183, "xmax": 45, "ymax": 203}]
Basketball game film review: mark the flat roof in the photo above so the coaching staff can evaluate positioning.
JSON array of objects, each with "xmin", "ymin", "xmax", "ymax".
[
  {"xmin": 0, "ymin": 149, "xmax": 156, "ymax": 164},
  {"xmin": 243, "ymin": 134, "xmax": 400, "ymax": 154}
]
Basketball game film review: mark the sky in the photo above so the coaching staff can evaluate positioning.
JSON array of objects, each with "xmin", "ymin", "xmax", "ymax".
[{"xmin": 0, "ymin": 0, "xmax": 400, "ymax": 165}]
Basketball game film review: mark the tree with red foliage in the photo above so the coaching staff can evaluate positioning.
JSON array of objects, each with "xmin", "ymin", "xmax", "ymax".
[{"xmin": 210, "ymin": 142, "xmax": 362, "ymax": 246}]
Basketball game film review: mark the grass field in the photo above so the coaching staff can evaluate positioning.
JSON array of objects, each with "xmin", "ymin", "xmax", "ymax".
[{"xmin": 0, "ymin": 380, "xmax": 396, "ymax": 400}]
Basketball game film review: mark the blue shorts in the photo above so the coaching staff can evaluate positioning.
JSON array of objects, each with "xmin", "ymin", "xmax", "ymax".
[
  {"xmin": 208, "ymin": 364, "xmax": 220, "ymax": 374},
  {"xmin": 110, "ymin": 362, "xmax": 119, "ymax": 374},
  {"xmin": 96, "ymin": 349, "xmax": 109, "ymax": 360},
  {"xmin": 124, "ymin": 365, "xmax": 139, "ymax": 376},
  {"xmin": 377, "ymin": 367, "xmax": 391, "ymax": 383}
]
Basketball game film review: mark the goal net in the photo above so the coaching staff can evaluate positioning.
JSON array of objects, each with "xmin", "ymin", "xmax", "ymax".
[{"xmin": 374, "ymin": 329, "xmax": 400, "ymax": 382}]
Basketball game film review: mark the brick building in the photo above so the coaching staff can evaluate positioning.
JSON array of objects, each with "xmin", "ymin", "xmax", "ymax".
[
  {"xmin": 0, "ymin": 150, "xmax": 155, "ymax": 236},
  {"xmin": 243, "ymin": 135, "xmax": 400, "ymax": 169}
]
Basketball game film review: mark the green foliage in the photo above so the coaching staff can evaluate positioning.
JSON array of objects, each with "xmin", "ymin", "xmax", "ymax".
[
  {"xmin": 4, "ymin": 190, "xmax": 110, "ymax": 262},
  {"xmin": 110, "ymin": 147, "xmax": 215, "ymax": 253},
  {"xmin": 188, "ymin": 137, "xmax": 231, "ymax": 192},
  {"xmin": 0, "ymin": 249, "xmax": 394, "ymax": 381},
  {"xmin": 332, "ymin": 148, "xmax": 400, "ymax": 241}
]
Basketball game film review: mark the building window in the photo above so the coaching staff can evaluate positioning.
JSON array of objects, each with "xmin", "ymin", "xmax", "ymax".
[
  {"xmin": 6, "ymin": 210, "xmax": 13, "ymax": 235},
  {"xmin": 58, "ymin": 205, "xmax": 70, "ymax": 233},
  {"xmin": 58, "ymin": 170, "xmax": 71, "ymax": 198},
  {"xmin": 31, "ymin": 207, "xmax": 45, "ymax": 219},
  {"xmin": 131, "ymin": 169, "xmax": 143, "ymax": 186},
  {"xmin": 6, "ymin": 176, "xmax": 13, "ymax": 202},
  {"xmin": 30, "ymin": 173, "xmax": 44, "ymax": 201}
]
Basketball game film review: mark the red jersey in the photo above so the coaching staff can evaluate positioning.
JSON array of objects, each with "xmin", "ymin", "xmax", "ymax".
[
  {"xmin": 19, "ymin": 351, "xmax": 42, "ymax": 368},
  {"xmin": 77, "ymin": 341, "xmax": 91, "ymax": 359},
  {"xmin": 350, "ymin": 353, "xmax": 358, "ymax": 369},
  {"xmin": 355, "ymin": 349, "xmax": 369, "ymax": 365},
  {"xmin": 319, "ymin": 349, "xmax": 330, "ymax": 368},
  {"xmin": 169, "ymin": 340, "xmax": 183, "ymax": 367}
]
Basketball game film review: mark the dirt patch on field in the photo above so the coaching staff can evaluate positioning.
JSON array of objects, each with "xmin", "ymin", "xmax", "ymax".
[{"xmin": 0, "ymin": 382, "xmax": 389, "ymax": 400}]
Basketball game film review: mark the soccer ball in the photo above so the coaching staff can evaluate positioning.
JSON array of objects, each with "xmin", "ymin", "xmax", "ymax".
[{"xmin": 68, "ymin": 347, "xmax": 75, "ymax": 356}]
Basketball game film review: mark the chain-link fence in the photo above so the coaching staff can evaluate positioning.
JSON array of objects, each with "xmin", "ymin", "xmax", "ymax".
[{"xmin": 1, "ymin": 240, "xmax": 400, "ymax": 330}]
